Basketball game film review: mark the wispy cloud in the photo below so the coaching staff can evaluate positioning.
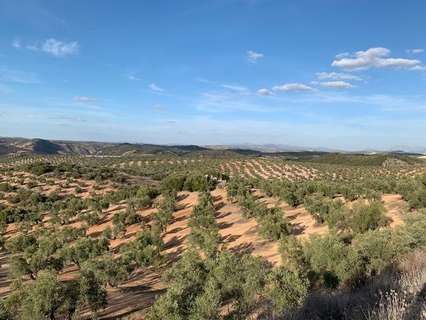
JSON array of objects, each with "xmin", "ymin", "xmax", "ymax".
[
  {"xmin": 319, "ymin": 81, "xmax": 354, "ymax": 89},
  {"xmin": 272, "ymin": 83, "xmax": 313, "ymax": 92},
  {"xmin": 247, "ymin": 50, "xmax": 264, "ymax": 63},
  {"xmin": 406, "ymin": 48, "xmax": 424, "ymax": 54},
  {"xmin": 149, "ymin": 83, "xmax": 165, "ymax": 92},
  {"xmin": 13, "ymin": 38, "xmax": 79, "ymax": 57},
  {"xmin": 73, "ymin": 96, "xmax": 96, "ymax": 103},
  {"xmin": 0, "ymin": 67, "xmax": 40, "ymax": 84},
  {"xmin": 221, "ymin": 84, "xmax": 250, "ymax": 94},
  {"xmin": 332, "ymin": 47, "xmax": 423, "ymax": 71},
  {"xmin": 316, "ymin": 72, "xmax": 362, "ymax": 81},
  {"xmin": 257, "ymin": 88, "xmax": 273, "ymax": 96},
  {"xmin": 196, "ymin": 91, "xmax": 271, "ymax": 112},
  {"xmin": 12, "ymin": 39, "xmax": 21, "ymax": 48},
  {"xmin": 41, "ymin": 38, "xmax": 79, "ymax": 57},
  {"xmin": 127, "ymin": 72, "xmax": 142, "ymax": 81}
]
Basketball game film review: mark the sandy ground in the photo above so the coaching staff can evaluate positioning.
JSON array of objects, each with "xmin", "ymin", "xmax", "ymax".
[
  {"xmin": 0, "ymin": 180, "xmax": 412, "ymax": 319},
  {"xmin": 211, "ymin": 188, "xmax": 281, "ymax": 265},
  {"xmin": 382, "ymin": 194, "xmax": 408, "ymax": 228}
]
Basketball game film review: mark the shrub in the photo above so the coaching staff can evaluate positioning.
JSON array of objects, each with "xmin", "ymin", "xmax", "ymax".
[
  {"xmin": 26, "ymin": 163, "xmax": 54, "ymax": 176},
  {"xmin": 303, "ymin": 234, "xmax": 361, "ymax": 288},
  {"xmin": 258, "ymin": 207, "xmax": 291, "ymax": 241},
  {"xmin": 147, "ymin": 250, "xmax": 269, "ymax": 320},
  {"xmin": 353, "ymin": 229, "xmax": 401, "ymax": 277},
  {"xmin": 304, "ymin": 193, "xmax": 344, "ymax": 224},
  {"xmin": 264, "ymin": 267, "xmax": 308, "ymax": 315},
  {"xmin": 349, "ymin": 201, "xmax": 387, "ymax": 234},
  {"xmin": 160, "ymin": 174, "xmax": 186, "ymax": 192},
  {"xmin": 188, "ymin": 192, "xmax": 220, "ymax": 257}
]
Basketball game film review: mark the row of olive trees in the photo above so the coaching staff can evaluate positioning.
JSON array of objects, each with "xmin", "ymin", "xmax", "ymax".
[
  {"xmin": 0, "ymin": 177, "xmax": 172, "ymax": 319},
  {"xmin": 280, "ymin": 211, "xmax": 426, "ymax": 291},
  {"xmin": 147, "ymin": 189, "xmax": 308, "ymax": 320},
  {"xmin": 227, "ymin": 178, "xmax": 291, "ymax": 241}
]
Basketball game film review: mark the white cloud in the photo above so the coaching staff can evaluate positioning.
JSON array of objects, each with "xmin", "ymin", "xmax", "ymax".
[
  {"xmin": 12, "ymin": 39, "xmax": 21, "ymax": 48},
  {"xmin": 316, "ymin": 72, "xmax": 362, "ymax": 81},
  {"xmin": 410, "ymin": 65, "xmax": 426, "ymax": 71},
  {"xmin": 149, "ymin": 83, "xmax": 165, "ymax": 92},
  {"xmin": 406, "ymin": 48, "xmax": 424, "ymax": 54},
  {"xmin": 41, "ymin": 38, "xmax": 79, "ymax": 57},
  {"xmin": 320, "ymin": 81, "xmax": 353, "ymax": 89},
  {"xmin": 332, "ymin": 47, "xmax": 423, "ymax": 70},
  {"xmin": 335, "ymin": 52, "xmax": 350, "ymax": 59},
  {"xmin": 272, "ymin": 83, "xmax": 313, "ymax": 92},
  {"xmin": 221, "ymin": 84, "xmax": 249, "ymax": 93},
  {"xmin": 12, "ymin": 38, "xmax": 79, "ymax": 57},
  {"xmin": 257, "ymin": 88, "xmax": 273, "ymax": 96},
  {"xmin": 73, "ymin": 96, "xmax": 96, "ymax": 102},
  {"xmin": 127, "ymin": 73, "xmax": 142, "ymax": 81},
  {"xmin": 247, "ymin": 50, "xmax": 264, "ymax": 63}
]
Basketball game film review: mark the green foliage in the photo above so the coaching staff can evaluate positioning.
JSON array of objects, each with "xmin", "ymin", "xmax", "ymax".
[
  {"xmin": 188, "ymin": 192, "xmax": 220, "ymax": 257},
  {"xmin": 81, "ymin": 255, "xmax": 130, "ymax": 287},
  {"xmin": 183, "ymin": 173, "xmax": 216, "ymax": 192},
  {"xmin": 407, "ymin": 188, "xmax": 426, "ymax": 209},
  {"xmin": 147, "ymin": 250, "xmax": 269, "ymax": 320},
  {"xmin": 303, "ymin": 233, "xmax": 361, "ymax": 288},
  {"xmin": 160, "ymin": 174, "xmax": 186, "ymax": 192},
  {"xmin": 4, "ymin": 270, "xmax": 79, "ymax": 320},
  {"xmin": 63, "ymin": 237, "xmax": 109, "ymax": 268},
  {"xmin": 234, "ymin": 188, "xmax": 291, "ymax": 241},
  {"xmin": 0, "ymin": 182, "xmax": 14, "ymax": 192},
  {"xmin": 111, "ymin": 206, "xmax": 142, "ymax": 238},
  {"xmin": 353, "ymin": 229, "xmax": 400, "ymax": 277},
  {"xmin": 26, "ymin": 163, "xmax": 54, "ymax": 175},
  {"xmin": 264, "ymin": 267, "xmax": 308, "ymax": 314},
  {"xmin": 304, "ymin": 193, "xmax": 344, "ymax": 224},
  {"xmin": 136, "ymin": 186, "xmax": 160, "ymax": 208},
  {"xmin": 120, "ymin": 228, "xmax": 163, "ymax": 268},
  {"xmin": 258, "ymin": 207, "xmax": 291, "ymax": 241},
  {"xmin": 279, "ymin": 236, "xmax": 308, "ymax": 274},
  {"xmin": 153, "ymin": 193, "xmax": 176, "ymax": 231},
  {"xmin": 227, "ymin": 177, "xmax": 252, "ymax": 199},
  {"xmin": 6, "ymin": 230, "xmax": 76, "ymax": 280},
  {"xmin": 79, "ymin": 268, "xmax": 107, "ymax": 315},
  {"xmin": 348, "ymin": 201, "xmax": 387, "ymax": 234}
]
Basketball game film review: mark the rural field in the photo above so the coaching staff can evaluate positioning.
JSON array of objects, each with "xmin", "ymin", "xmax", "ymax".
[
  {"xmin": 0, "ymin": 145, "xmax": 425, "ymax": 319},
  {"xmin": 2, "ymin": 1, "xmax": 426, "ymax": 319}
]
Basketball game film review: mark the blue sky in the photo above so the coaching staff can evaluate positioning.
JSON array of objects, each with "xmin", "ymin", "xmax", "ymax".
[{"xmin": 0, "ymin": 0, "xmax": 426, "ymax": 150}]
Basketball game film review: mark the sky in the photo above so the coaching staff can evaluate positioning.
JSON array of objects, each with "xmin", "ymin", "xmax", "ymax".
[{"xmin": 0, "ymin": 0, "xmax": 426, "ymax": 150}]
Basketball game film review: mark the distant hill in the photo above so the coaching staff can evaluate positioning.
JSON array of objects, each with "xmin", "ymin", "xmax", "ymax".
[
  {"xmin": 0, "ymin": 137, "xmax": 424, "ymax": 162},
  {"xmin": 0, "ymin": 137, "xmax": 209, "ymax": 157},
  {"xmin": 31, "ymin": 139, "xmax": 63, "ymax": 154}
]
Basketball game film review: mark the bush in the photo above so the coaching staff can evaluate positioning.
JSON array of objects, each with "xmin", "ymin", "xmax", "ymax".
[
  {"xmin": 26, "ymin": 163, "xmax": 54, "ymax": 176},
  {"xmin": 188, "ymin": 192, "xmax": 220, "ymax": 257},
  {"xmin": 349, "ymin": 201, "xmax": 387, "ymax": 234},
  {"xmin": 0, "ymin": 183, "xmax": 13, "ymax": 192},
  {"xmin": 183, "ymin": 173, "xmax": 216, "ymax": 192},
  {"xmin": 264, "ymin": 267, "xmax": 308, "ymax": 315},
  {"xmin": 304, "ymin": 193, "xmax": 344, "ymax": 224},
  {"xmin": 303, "ymin": 234, "xmax": 361, "ymax": 288},
  {"xmin": 353, "ymin": 229, "xmax": 401, "ymax": 277},
  {"xmin": 160, "ymin": 174, "xmax": 186, "ymax": 192},
  {"xmin": 147, "ymin": 250, "xmax": 269, "ymax": 320},
  {"xmin": 258, "ymin": 207, "xmax": 291, "ymax": 241},
  {"xmin": 407, "ymin": 188, "xmax": 426, "ymax": 209}
]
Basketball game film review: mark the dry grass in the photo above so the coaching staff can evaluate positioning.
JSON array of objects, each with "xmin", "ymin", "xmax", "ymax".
[{"xmin": 286, "ymin": 250, "xmax": 426, "ymax": 320}]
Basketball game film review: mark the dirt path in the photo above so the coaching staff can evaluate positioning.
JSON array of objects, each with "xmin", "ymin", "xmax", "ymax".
[
  {"xmin": 382, "ymin": 194, "xmax": 408, "ymax": 228},
  {"xmin": 211, "ymin": 188, "xmax": 281, "ymax": 265}
]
